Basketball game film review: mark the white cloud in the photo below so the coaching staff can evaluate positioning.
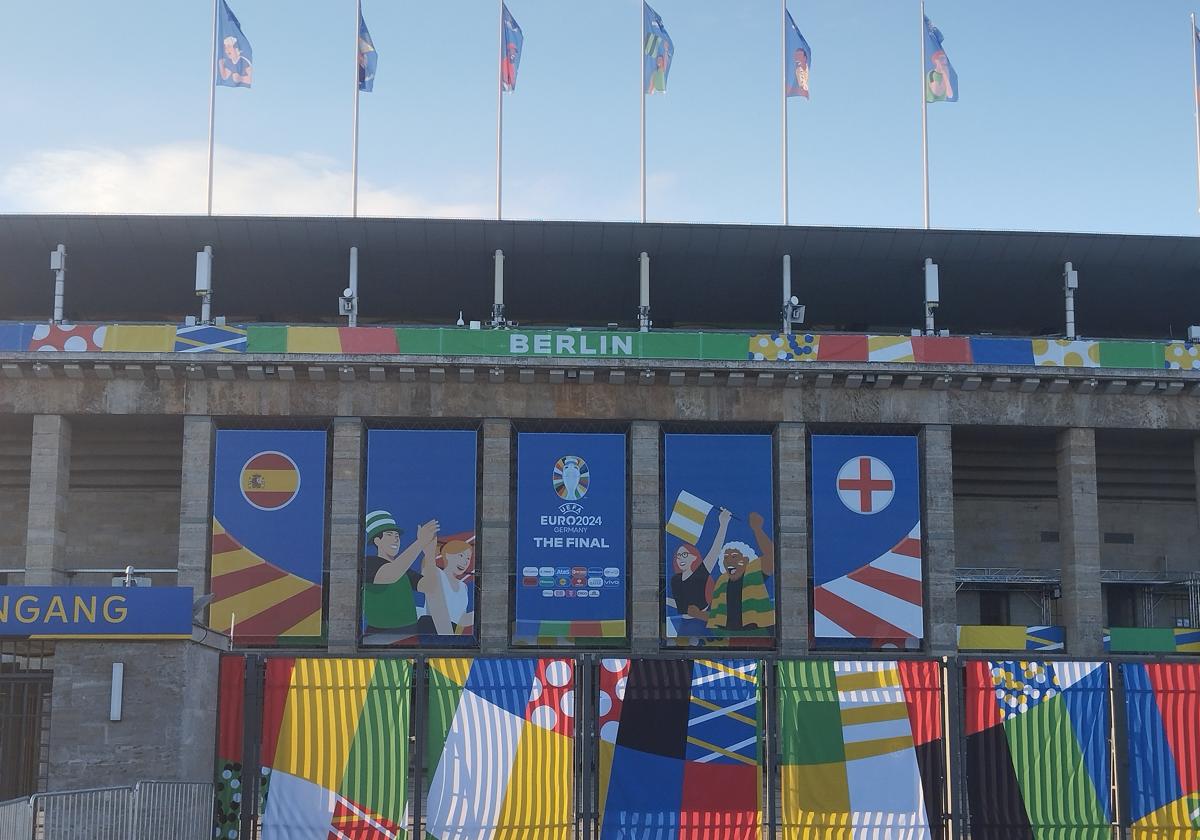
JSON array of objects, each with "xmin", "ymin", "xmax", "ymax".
[{"xmin": 0, "ymin": 142, "xmax": 488, "ymax": 218}]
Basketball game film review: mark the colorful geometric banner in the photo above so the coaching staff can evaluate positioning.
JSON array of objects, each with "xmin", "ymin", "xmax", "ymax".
[
  {"xmin": 2, "ymin": 319, "xmax": 1193, "ymax": 372},
  {"xmin": 213, "ymin": 655, "xmax": 247, "ymax": 840},
  {"xmin": 259, "ymin": 658, "xmax": 411, "ymax": 839},
  {"xmin": 175, "ymin": 323, "xmax": 247, "ymax": 353},
  {"xmin": 1122, "ymin": 663, "xmax": 1200, "ymax": 838},
  {"xmin": 778, "ymin": 659, "xmax": 944, "ymax": 840},
  {"xmin": 426, "ymin": 657, "xmax": 574, "ymax": 840},
  {"xmin": 515, "ymin": 433, "xmax": 627, "ymax": 643},
  {"xmin": 210, "ymin": 430, "xmax": 327, "ymax": 645},
  {"xmin": 362, "ymin": 429, "xmax": 477, "ymax": 647},
  {"xmin": 964, "ymin": 660, "xmax": 1112, "ymax": 840},
  {"xmin": 598, "ymin": 658, "xmax": 763, "ymax": 838},
  {"xmin": 811, "ymin": 435, "xmax": 923, "ymax": 645},
  {"xmin": 663, "ymin": 434, "xmax": 775, "ymax": 647},
  {"xmin": 957, "ymin": 625, "xmax": 1065, "ymax": 652}
]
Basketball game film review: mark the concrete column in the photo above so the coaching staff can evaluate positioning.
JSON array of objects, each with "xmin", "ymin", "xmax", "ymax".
[
  {"xmin": 1057, "ymin": 427, "xmax": 1104, "ymax": 657},
  {"xmin": 327, "ymin": 418, "xmax": 364, "ymax": 652},
  {"xmin": 630, "ymin": 422, "xmax": 661, "ymax": 655},
  {"xmin": 480, "ymin": 420, "xmax": 512, "ymax": 653},
  {"xmin": 176, "ymin": 416, "xmax": 214, "ymax": 612},
  {"xmin": 921, "ymin": 425, "xmax": 958, "ymax": 655},
  {"xmin": 24, "ymin": 415, "xmax": 71, "ymax": 585},
  {"xmin": 776, "ymin": 423, "xmax": 808, "ymax": 655}
]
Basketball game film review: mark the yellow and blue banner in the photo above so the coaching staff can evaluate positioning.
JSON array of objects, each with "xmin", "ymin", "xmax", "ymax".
[
  {"xmin": 0, "ymin": 586, "xmax": 192, "ymax": 639},
  {"xmin": 209, "ymin": 429, "xmax": 327, "ymax": 645},
  {"xmin": 515, "ymin": 433, "xmax": 627, "ymax": 643}
]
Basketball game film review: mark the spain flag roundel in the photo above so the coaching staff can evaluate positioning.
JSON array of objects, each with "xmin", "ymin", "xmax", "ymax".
[{"xmin": 239, "ymin": 451, "xmax": 300, "ymax": 511}]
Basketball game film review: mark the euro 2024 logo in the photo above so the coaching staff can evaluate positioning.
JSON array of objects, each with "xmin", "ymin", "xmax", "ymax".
[{"xmin": 548, "ymin": 455, "xmax": 605, "ymax": 531}]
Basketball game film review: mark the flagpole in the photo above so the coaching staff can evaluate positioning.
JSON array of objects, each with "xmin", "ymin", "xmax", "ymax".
[
  {"xmin": 1192, "ymin": 13, "xmax": 1200, "ymax": 213},
  {"xmin": 352, "ymin": 0, "xmax": 362, "ymax": 217},
  {"xmin": 781, "ymin": 0, "xmax": 789, "ymax": 225},
  {"xmin": 496, "ymin": 0, "xmax": 504, "ymax": 220},
  {"xmin": 920, "ymin": 0, "xmax": 929, "ymax": 229},
  {"xmin": 640, "ymin": 2, "xmax": 647, "ymax": 223},
  {"xmin": 206, "ymin": 0, "xmax": 218, "ymax": 216}
]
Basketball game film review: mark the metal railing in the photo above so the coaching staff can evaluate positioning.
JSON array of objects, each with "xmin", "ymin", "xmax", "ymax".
[
  {"xmin": 0, "ymin": 782, "xmax": 212, "ymax": 840},
  {"xmin": 0, "ymin": 799, "xmax": 32, "ymax": 840}
]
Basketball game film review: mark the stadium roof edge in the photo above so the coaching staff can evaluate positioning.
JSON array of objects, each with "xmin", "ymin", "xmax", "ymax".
[{"xmin": 1, "ymin": 214, "xmax": 1197, "ymax": 338}]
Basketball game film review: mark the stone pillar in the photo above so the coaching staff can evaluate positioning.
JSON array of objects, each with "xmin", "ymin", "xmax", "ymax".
[
  {"xmin": 327, "ymin": 418, "xmax": 363, "ymax": 652},
  {"xmin": 24, "ymin": 415, "xmax": 71, "ymax": 585},
  {"xmin": 480, "ymin": 420, "xmax": 512, "ymax": 654},
  {"xmin": 776, "ymin": 423, "xmax": 808, "ymax": 655},
  {"xmin": 921, "ymin": 425, "xmax": 958, "ymax": 655},
  {"xmin": 176, "ymin": 416, "xmax": 214, "ymax": 614},
  {"xmin": 1057, "ymin": 427, "xmax": 1104, "ymax": 657},
  {"xmin": 630, "ymin": 422, "xmax": 661, "ymax": 655}
]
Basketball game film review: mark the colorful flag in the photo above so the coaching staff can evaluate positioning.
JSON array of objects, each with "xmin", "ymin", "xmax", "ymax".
[
  {"xmin": 785, "ymin": 10, "xmax": 811, "ymax": 99},
  {"xmin": 599, "ymin": 658, "xmax": 763, "ymax": 835},
  {"xmin": 923, "ymin": 16, "xmax": 956, "ymax": 103},
  {"xmin": 215, "ymin": 0, "xmax": 253, "ymax": 88},
  {"xmin": 664, "ymin": 490, "xmax": 713, "ymax": 544},
  {"xmin": 501, "ymin": 4, "xmax": 523, "ymax": 92},
  {"xmin": 426, "ymin": 658, "xmax": 575, "ymax": 838},
  {"xmin": 358, "ymin": 13, "xmax": 377, "ymax": 92},
  {"xmin": 643, "ymin": 3, "xmax": 674, "ymax": 95},
  {"xmin": 964, "ymin": 660, "xmax": 1112, "ymax": 840},
  {"xmin": 778, "ymin": 659, "xmax": 944, "ymax": 839},
  {"xmin": 257, "ymin": 658, "xmax": 411, "ymax": 838},
  {"xmin": 1122, "ymin": 663, "xmax": 1200, "ymax": 836}
]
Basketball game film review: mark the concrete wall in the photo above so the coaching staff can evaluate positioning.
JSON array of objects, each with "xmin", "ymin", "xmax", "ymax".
[
  {"xmin": 953, "ymin": 498, "xmax": 1061, "ymax": 569},
  {"xmin": 63, "ymin": 418, "xmax": 182, "ymax": 583},
  {"xmin": 0, "ymin": 418, "xmax": 31, "ymax": 578},
  {"xmin": 47, "ymin": 638, "xmax": 221, "ymax": 790}
]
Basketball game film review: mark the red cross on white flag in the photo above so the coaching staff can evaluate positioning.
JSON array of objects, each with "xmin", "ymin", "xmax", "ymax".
[{"xmin": 836, "ymin": 456, "xmax": 895, "ymax": 514}]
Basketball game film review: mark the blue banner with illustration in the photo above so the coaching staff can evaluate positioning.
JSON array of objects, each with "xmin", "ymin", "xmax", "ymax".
[
  {"xmin": 0, "ymin": 586, "xmax": 193, "ymax": 638},
  {"xmin": 663, "ymin": 433, "xmax": 775, "ymax": 647},
  {"xmin": 812, "ymin": 435, "xmax": 923, "ymax": 646},
  {"xmin": 362, "ymin": 429, "xmax": 477, "ymax": 647},
  {"xmin": 515, "ymin": 432, "xmax": 627, "ymax": 643},
  {"xmin": 209, "ymin": 429, "xmax": 327, "ymax": 645}
]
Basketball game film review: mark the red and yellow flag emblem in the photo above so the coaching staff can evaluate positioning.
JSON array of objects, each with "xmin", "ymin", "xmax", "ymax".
[{"xmin": 240, "ymin": 451, "xmax": 300, "ymax": 510}]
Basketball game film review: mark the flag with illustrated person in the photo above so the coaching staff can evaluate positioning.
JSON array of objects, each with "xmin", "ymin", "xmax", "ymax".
[
  {"xmin": 501, "ymin": 4, "xmax": 523, "ymax": 92},
  {"xmin": 643, "ymin": 2, "xmax": 674, "ymax": 95},
  {"xmin": 785, "ymin": 10, "xmax": 811, "ymax": 98},
  {"xmin": 358, "ymin": 13, "xmax": 377, "ymax": 92},
  {"xmin": 924, "ymin": 15, "xmax": 957, "ymax": 102},
  {"xmin": 215, "ymin": 0, "xmax": 253, "ymax": 88}
]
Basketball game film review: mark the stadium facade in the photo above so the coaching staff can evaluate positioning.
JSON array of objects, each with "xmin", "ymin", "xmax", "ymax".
[{"xmin": 0, "ymin": 214, "xmax": 1198, "ymax": 838}]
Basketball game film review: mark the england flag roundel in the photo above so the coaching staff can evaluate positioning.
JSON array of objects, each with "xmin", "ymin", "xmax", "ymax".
[{"xmin": 836, "ymin": 455, "xmax": 895, "ymax": 515}]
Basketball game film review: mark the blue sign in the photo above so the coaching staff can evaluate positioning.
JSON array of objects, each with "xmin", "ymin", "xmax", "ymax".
[
  {"xmin": 515, "ymin": 432, "xmax": 627, "ymax": 642},
  {"xmin": 0, "ymin": 586, "xmax": 194, "ymax": 638},
  {"xmin": 811, "ymin": 435, "xmax": 924, "ymax": 643},
  {"xmin": 663, "ymin": 434, "xmax": 775, "ymax": 645},
  {"xmin": 362, "ymin": 429, "xmax": 478, "ymax": 647}
]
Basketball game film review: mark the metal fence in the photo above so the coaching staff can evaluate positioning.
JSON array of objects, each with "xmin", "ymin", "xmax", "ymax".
[
  {"xmin": 0, "ymin": 799, "xmax": 32, "ymax": 840},
  {"xmin": 0, "ymin": 782, "xmax": 212, "ymax": 840}
]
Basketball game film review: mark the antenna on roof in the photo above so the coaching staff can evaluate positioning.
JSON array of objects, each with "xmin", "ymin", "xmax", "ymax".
[{"xmin": 49, "ymin": 244, "xmax": 66, "ymax": 324}]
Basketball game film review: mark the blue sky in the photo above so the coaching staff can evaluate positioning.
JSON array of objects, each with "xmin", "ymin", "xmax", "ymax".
[{"xmin": 3, "ymin": 1, "xmax": 1200, "ymax": 235}]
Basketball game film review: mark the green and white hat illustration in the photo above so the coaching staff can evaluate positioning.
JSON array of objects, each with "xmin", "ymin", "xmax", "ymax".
[{"xmin": 365, "ymin": 509, "xmax": 399, "ymax": 540}]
